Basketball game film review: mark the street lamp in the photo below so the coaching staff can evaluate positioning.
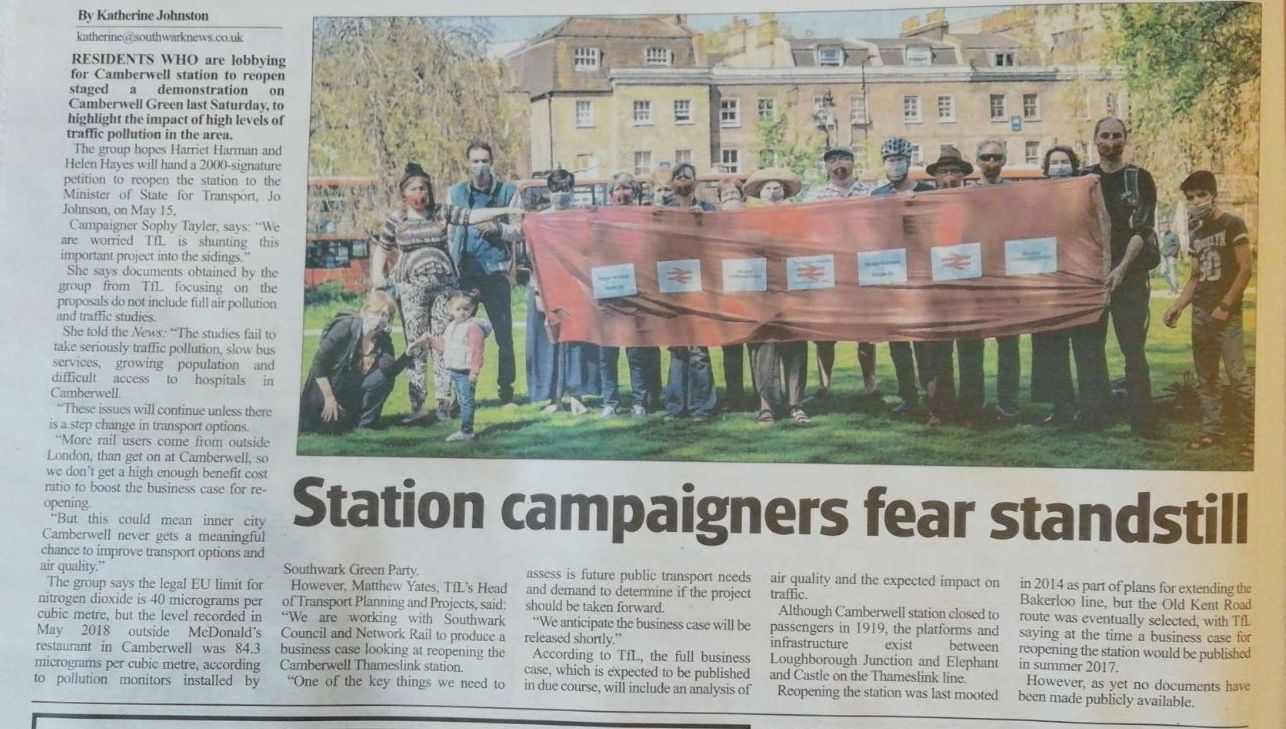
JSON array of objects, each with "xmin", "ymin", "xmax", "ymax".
[{"xmin": 812, "ymin": 89, "xmax": 836, "ymax": 148}]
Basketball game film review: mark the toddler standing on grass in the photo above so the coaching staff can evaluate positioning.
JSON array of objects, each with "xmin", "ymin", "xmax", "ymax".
[{"xmin": 428, "ymin": 291, "xmax": 492, "ymax": 442}]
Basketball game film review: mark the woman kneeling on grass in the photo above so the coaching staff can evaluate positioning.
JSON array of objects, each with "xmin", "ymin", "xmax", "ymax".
[{"xmin": 299, "ymin": 290, "xmax": 432, "ymax": 434}]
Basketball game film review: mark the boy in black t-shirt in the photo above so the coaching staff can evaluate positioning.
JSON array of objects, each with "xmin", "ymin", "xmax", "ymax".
[{"xmin": 1163, "ymin": 171, "xmax": 1254, "ymax": 457}]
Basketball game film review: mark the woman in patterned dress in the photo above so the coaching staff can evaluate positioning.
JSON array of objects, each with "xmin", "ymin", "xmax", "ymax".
[{"xmin": 369, "ymin": 163, "xmax": 521, "ymax": 423}]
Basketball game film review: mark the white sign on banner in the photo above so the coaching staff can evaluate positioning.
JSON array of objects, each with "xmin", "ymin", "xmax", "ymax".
[
  {"xmin": 721, "ymin": 258, "xmax": 768, "ymax": 293},
  {"xmin": 786, "ymin": 254, "xmax": 836, "ymax": 291},
  {"xmin": 931, "ymin": 242, "xmax": 983, "ymax": 281},
  {"xmin": 1005, "ymin": 237, "xmax": 1059, "ymax": 276},
  {"xmin": 858, "ymin": 249, "xmax": 909, "ymax": 285},
  {"xmin": 591, "ymin": 263, "xmax": 638, "ymax": 299},
  {"xmin": 657, "ymin": 259, "xmax": 703, "ymax": 293}
]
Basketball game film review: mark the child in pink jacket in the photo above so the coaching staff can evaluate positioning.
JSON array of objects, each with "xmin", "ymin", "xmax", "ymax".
[{"xmin": 428, "ymin": 292, "xmax": 493, "ymax": 442}]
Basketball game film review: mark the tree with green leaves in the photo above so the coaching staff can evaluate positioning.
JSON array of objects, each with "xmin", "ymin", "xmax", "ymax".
[
  {"xmin": 1106, "ymin": 3, "xmax": 1261, "ymax": 187},
  {"xmin": 309, "ymin": 18, "xmax": 524, "ymax": 232},
  {"xmin": 755, "ymin": 102, "xmax": 824, "ymax": 190}
]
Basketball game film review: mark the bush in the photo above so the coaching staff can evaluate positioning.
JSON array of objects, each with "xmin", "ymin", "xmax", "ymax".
[{"xmin": 305, "ymin": 281, "xmax": 362, "ymax": 308}]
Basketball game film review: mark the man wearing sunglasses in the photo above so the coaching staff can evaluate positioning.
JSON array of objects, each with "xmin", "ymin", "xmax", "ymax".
[
  {"xmin": 971, "ymin": 139, "xmax": 1021, "ymax": 423},
  {"xmin": 1080, "ymin": 117, "xmax": 1159, "ymax": 435}
]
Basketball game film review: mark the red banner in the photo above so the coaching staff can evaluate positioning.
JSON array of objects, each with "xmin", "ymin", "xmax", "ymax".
[{"xmin": 524, "ymin": 175, "xmax": 1111, "ymax": 347}]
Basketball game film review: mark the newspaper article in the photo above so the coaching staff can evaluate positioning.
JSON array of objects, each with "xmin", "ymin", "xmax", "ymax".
[{"xmin": 1, "ymin": 0, "xmax": 1283, "ymax": 728}]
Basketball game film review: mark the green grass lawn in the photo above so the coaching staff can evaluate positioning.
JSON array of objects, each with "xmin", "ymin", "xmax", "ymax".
[{"xmin": 297, "ymin": 276, "xmax": 1256, "ymax": 471}]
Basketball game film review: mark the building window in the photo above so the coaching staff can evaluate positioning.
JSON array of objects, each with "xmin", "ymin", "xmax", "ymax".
[
  {"xmin": 720, "ymin": 98, "xmax": 740, "ymax": 128},
  {"xmin": 757, "ymin": 98, "xmax": 776, "ymax": 120},
  {"xmin": 910, "ymin": 144, "xmax": 923, "ymax": 166},
  {"xmin": 574, "ymin": 153, "xmax": 594, "ymax": 174},
  {"xmin": 905, "ymin": 46, "xmax": 932, "ymax": 66},
  {"xmin": 937, "ymin": 95, "xmax": 955, "ymax": 122},
  {"xmin": 720, "ymin": 148, "xmax": 739, "ymax": 173},
  {"xmin": 903, "ymin": 95, "xmax": 921, "ymax": 123},
  {"xmin": 632, "ymin": 100, "xmax": 652, "ymax": 125},
  {"xmin": 939, "ymin": 143, "xmax": 955, "ymax": 156},
  {"xmin": 1075, "ymin": 89, "xmax": 1091, "ymax": 119},
  {"xmin": 675, "ymin": 149, "xmax": 693, "ymax": 166},
  {"xmin": 644, "ymin": 47, "xmax": 672, "ymax": 66},
  {"xmin": 572, "ymin": 47, "xmax": 599, "ymax": 71},
  {"xmin": 673, "ymin": 99, "xmax": 692, "ymax": 124},
  {"xmin": 574, "ymin": 100, "xmax": 593, "ymax": 128},
  {"xmin": 634, "ymin": 151, "xmax": 653, "ymax": 176},
  {"xmin": 1025, "ymin": 141, "xmax": 1040, "ymax": 165},
  {"xmin": 817, "ymin": 46, "xmax": 843, "ymax": 66},
  {"xmin": 1023, "ymin": 93, "xmax": 1040, "ymax": 121},
  {"xmin": 993, "ymin": 51, "xmax": 1015, "ymax": 67},
  {"xmin": 1106, "ymin": 91, "xmax": 1121, "ymax": 117},
  {"xmin": 990, "ymin": 94, "xmax": 1007, "ymax": 121},
  {"xmin": 849, "ymin": 95, "xmax": 868, "ymax": 126}
]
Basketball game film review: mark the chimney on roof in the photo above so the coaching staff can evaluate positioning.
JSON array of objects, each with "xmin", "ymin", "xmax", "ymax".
[
  {"xmin": 900, "ymin": 9, "xmax": 949, "ymax": 40},
  {"xmin": 659, "ymin": 14, "xmax": 688, "ymax": 29}
]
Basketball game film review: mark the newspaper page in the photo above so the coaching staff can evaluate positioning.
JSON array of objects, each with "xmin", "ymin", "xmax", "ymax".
[{"xmin": 1, "ymin": 1, "xmax": 1283, "ymax": 728}]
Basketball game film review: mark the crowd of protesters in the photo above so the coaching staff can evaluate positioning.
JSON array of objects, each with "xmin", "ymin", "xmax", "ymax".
[{"xmin": 300, "ymin": 119, "xmax": 1254, "ymax": 458}]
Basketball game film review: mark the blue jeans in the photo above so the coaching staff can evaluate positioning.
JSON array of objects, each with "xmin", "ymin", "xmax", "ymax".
[
  {"xmin": 450, "ymin": 370, "xmax": 477, "ymax": 434},
  {"xmin": 1192, "ymin": 307, "xmax": 1252, "ymax": 437},
  {"xmin": 601, "ymin": 346, "xmax": 662, "ymax": 410}
]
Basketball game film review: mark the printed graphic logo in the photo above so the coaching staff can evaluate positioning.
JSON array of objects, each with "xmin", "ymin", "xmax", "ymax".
[
  {"xmin": 930, "ymin": 242, "xmax": 983, "ymax": 281},
  {"xmin": 1004, "ymin": 237, "xmax": 1059, "ymax": 276},
  {"xmin": 591, "ymin": 263, "xmax": 638, "ymax": 299},
  {"xmin": 721, "ymin": 258, "xmax": 767, "ymax": 293},
  {"xmin": 858, "ymin": 249, "xmax": 908, "ymax": 286},
  {"xmin": 657, "ymin": 259, "xmax": 702, "ymax": 293},
  {"xmin": 786, "ymin": 254, "xmax": 836, "ymax": 291}
]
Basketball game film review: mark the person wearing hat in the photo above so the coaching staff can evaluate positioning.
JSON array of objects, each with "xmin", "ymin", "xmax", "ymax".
[
  {"xmin": 1163, "ymin": 170, "xmax": 1253, "ymax": 458},
  {"xmin": 742, "ymin": 167, "xmax": 812, "ymax": 426},
  {"xmin": 661, "ymin": 164, "xmax": 719, "ymax": 422},
  {"xmin": 918, "ymin": 145, "xmax": 978, "ymax": 425},
  {"xmin": 870, "ymin": 137, "xmax": 935, "ymax": 417},
  {"xmin": 806, "ymin": 147, "xmax": 879, "ymax": 404},
  {"xmin": 370, "ymin": 162, "xmax": 522, "ymax": 424}
]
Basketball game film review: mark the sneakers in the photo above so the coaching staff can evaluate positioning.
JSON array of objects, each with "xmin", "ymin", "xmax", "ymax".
[
  {"xmin": 599, "ymin": 405, "xmax": 618, "ymax": 419},
  {"xmin": 789, "ymin": 407, "xmax": 812, "ymax": 427},
  {"xmin": 445, "ymin": 431, "xmax": 475, "ymax": 442},
  {"xmin": 630, "ymin": 404, "xmax": 647, "ymax": 419},
  {"xmin": 891, "ymin": 399, "xmax": 916, "ymax": 415},
  {"xmin": 400, "ymin": 409, "xmax": 431, "ymax": 425},
  {"xmin": 569, "ymin": 397, "xmax": 588, "ymax": 416}
]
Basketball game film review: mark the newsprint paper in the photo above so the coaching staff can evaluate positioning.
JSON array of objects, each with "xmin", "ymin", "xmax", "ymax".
[{"xmin": 1, "ymin": 0, "xmax": 1283, "ymax": 728}]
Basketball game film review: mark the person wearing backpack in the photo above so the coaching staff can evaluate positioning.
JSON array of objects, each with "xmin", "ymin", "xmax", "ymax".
[{"xmin": 1080, "ymin": 117, "xmax": 1160, "ymax": 436}]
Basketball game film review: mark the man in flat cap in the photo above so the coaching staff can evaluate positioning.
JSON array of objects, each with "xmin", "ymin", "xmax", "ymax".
[{"xmin": 806, "ymin": 146, "xmax": 878, "ymax": 403}]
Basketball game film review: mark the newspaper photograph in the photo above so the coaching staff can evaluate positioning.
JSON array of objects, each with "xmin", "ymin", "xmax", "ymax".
[{"xmin": 1, "ymin": 1, "xmax": 1282, "ymax": 728}]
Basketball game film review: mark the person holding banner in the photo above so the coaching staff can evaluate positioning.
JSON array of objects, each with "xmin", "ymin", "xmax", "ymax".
[
  {"xmin": 370, "ymin": 163, "xmax": 521, "ymax": 424},
  {"xmin": 807, "ymin": 146, "xmax": 879, "ymax": 405},
  {"xmin": 920, "ymin": 147, "xmax": 974, "ymax": 426},
  {"xmin": 661, "ymin": 163, "xmax": 719, "ymax": 422},
  {"xmin": 527, "ymin": 169, "xmax": 600, "ymax": 415},
  {"xmin": 717, "ymin": 177, "xmax": 749, "ymax": 412},
  {"xmin": 598, "ymin": 173, "xmax": 662, "ymax": 418},
  {"xmin": 973, "ymin": 139, "xmax": 1021, "ymax": 421},
  {"xmin": 1029, "ymin": 145, "xmax": 1103, "ymax": 426},
  {"xmin": 743, "ymin": 167, "xmax": 812, "ymax": 426},
  {"xmin": 1082, "ymin": 117, "xmax": 1159, "ymax": 435},
  {"xmin": 870, "ymin": 137, "xmax": 935, "ymax": 417}
]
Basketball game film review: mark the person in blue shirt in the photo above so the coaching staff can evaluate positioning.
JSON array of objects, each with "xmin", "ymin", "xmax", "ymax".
[{"xmin": 448, "ymin": 140, "xmax": 522, "ymax": 408}]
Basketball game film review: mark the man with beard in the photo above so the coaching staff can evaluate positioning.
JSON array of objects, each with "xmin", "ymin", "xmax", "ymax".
[
  {"xmin": 1080, "ymin": 118, "xmax": 1160, "ymax": 435},
  {"xmin": 807, "ymin": 146, "xmax": 878, "ymax": 403},
  {"xmin": 448, "ymin": 140, "xmax": 521, "ymax": 408}
]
